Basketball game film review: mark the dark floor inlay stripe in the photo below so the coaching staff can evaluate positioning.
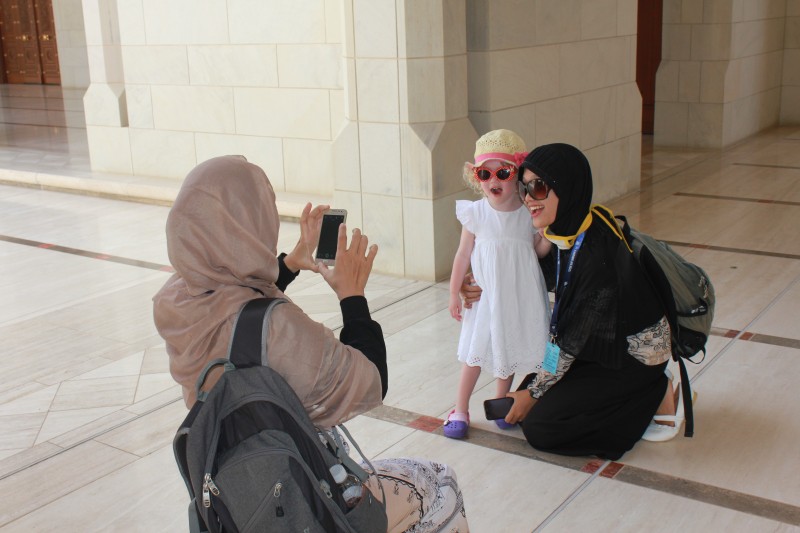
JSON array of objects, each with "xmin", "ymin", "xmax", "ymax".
[
  {"xmin": 365, "ymin": 404, "xmax": 589, "ymax": 472},
  {"xmin": 368, "ymin": 405, "xmax": 800, "ymax": 526},
  {"xmin": 615, "ymin": 465, "xmax": 800, "ymax": 526},
  {"xmin": 709, "ymin": 328, "xmax": 799, "ymax": 349},
  {"xmin": 0, "ymin": 234, "xmax": 174, "ymax": 272},
  {"xmin": 747, "ymin": 333, "xmax": 800, "ymax": 350},
  {"xmin": 664, "ymin": 241, "xmax": 800, "ymax": 261},
  {"xmin": 732, "ymin": 162, "xmax": 800, "ymax": 171},
  {"xmin": 674, "ymin": 192, "xmax": 800, "ymax": 207}
]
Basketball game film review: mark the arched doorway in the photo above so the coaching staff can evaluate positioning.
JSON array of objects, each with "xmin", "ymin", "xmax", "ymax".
[{"xmin": 0, "ymin": 0, "xmax": 60, "ymax": 85}]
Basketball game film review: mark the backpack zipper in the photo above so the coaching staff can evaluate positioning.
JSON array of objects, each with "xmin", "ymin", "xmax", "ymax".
[
  {"xmin": 202, "ymin": 473, "xmax": 220, "ymax": 508},
  {"xmin": 204, "ymin": 447, "xmax": 351, "ymax": 530},
  {"xmin": 273, "ymin": 482, "xmax": 284, "ymax": 517},
  {"xmin": 201, "ymin": 393, "xmax": 355, "ymax": 530}
]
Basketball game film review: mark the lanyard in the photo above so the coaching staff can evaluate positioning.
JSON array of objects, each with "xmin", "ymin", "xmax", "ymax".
[{"xmin": 549, "ymin": 232, "xmax": 585, "ymax": 340}]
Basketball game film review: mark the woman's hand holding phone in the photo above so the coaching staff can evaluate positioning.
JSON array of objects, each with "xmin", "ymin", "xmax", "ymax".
[
  {"xmin": 504, "ymin": 390, "xmax": 536, "ymax": 424},
  {"xmin": 315, "ymin": 209, "xmax": 347, "ymax": 266},
  {"xmin": 284, "ymin": 203, "xmax": 329, "ymax": 273},
  {"xmin": 318, "ymin": 224, "xmax": 378, "ymax": 300}
]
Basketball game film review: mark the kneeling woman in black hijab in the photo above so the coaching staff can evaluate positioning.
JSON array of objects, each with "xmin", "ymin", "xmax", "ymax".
[{"xmin": 472, "ymin": 143, "xmax": 677, "ymax": 460}]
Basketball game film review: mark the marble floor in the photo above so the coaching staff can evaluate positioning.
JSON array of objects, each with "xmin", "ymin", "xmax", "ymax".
[{"xmin": 0, "ymin": 85, "xmax": 799, "ymax": 532}]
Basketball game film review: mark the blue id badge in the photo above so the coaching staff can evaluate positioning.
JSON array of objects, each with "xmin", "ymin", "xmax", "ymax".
[{"xmin": 543, "ymin": 342, "xmax": 560, "ymax": 374}]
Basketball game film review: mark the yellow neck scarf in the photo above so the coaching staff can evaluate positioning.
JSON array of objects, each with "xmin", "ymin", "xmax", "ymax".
[
  {"xmin": 543, "ymin": 212, "xmax": 593, "ymax": 249},
  {"xmin": 543, "ymin": 205, "xmax": 632, "ymax": 252}
]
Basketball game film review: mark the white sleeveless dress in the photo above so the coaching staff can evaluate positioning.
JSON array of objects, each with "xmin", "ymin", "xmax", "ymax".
[{"xmin": 456, "ymin": 198, "xmax": 550, "ymax": 378}]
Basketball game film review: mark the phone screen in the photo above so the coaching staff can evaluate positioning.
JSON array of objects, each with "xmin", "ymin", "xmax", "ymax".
[{"xmin": 316, "ymin": 211, "xmax": 346, "ymax": 264}]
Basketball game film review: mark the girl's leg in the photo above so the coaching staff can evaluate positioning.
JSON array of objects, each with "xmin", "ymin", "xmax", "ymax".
[
  {"xmin": 455, "ymin": 363, "xmax": 481, "ymax": 414},
  {"xmin": 445, "ymin": 364, "xmax": 481, "ymax": 439},
  {"xmin": 495, "ymin": 374, "xmax": 514, "ymax": 398},
  {"xmin": 494, "ymin": 374, "xmax": 515, "ymax": 429}
]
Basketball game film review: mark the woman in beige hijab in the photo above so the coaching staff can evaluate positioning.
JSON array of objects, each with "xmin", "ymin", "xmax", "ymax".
[{"xmin": 153, "ymin": 155, "xmax": 469, "ymax": 532}]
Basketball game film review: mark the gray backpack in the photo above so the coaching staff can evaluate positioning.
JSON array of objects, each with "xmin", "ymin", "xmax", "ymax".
[
  {"xmin": 595, "ymin": 206, "xmax": 715, "ymax": 437},
  {"xmin": 173, "ymin": 298, "xmax": 388, "ymax": 533}
]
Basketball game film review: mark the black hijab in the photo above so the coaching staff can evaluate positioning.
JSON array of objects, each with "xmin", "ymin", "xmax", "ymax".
[
  {"xmin": 523, "ymin": 144, "xmax": 664, "ymax": 367},
  {"xmin": 519, "ymin": 143, "xmax": 593, "ymax": 238}
]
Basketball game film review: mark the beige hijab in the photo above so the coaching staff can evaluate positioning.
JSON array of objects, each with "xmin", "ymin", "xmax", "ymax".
[{"xmin": 153, "ymin": 156, "xmax": 381, "ymax": 425}]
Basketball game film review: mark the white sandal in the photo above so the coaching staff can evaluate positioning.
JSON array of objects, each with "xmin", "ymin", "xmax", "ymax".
[{"xmin": 642, "ymin": 386, "xmax": 698, "ymax": 442}]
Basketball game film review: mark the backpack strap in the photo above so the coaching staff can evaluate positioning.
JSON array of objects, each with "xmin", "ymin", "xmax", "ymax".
[
  {"xmin": 323, "ymin": 425, "xmax": 387, "ymax": 505},
  {"xmin": 228, "ymin": 297, "xmax": 287, "ymax": 368},
  {"xmin": 591, "ymin": 204, "xmax": 695, "ymax": 437},
  {"xmin": 194, "ymin": 359, "xmax": 235, "ymax": 402},
  {"xmin": 591, "ymin": 204, "xmax": 632, "ymax": 252},
  {"xmin": 193, "ymin": 298, "xmax": 287, "ymax": 401}
]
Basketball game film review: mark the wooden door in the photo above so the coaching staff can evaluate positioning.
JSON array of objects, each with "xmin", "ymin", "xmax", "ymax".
[
  {"xmin": 0, "ymin": 0, "xmax": 59, "ymax": 84},
  {"xmin": 636, "ymin": 0, "xmax": 663, "ymax": 134}
]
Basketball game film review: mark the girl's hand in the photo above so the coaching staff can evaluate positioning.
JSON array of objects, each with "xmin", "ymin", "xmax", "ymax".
[
  {"xmin": 318, "ymin": 225, "xmax": 378, "ymax": 300},
  {"xmin": 449, "ymin": 294, "xmax": 463, "ymax": 321},
  {"xmin": 284, "ymin": 203, "xmax": 329, "ymax": 272},
  {"xmin": 504, "ymin": 390, "xmax": 536, "ymax": 424},
  {"xmin": 460, "ymin": 273, "xmax": 482, "ymax": 309}
]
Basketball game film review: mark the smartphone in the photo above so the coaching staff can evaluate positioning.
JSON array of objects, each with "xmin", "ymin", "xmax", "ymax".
[
  {"xmin": 315, "ymin": 209, "xmax": 347, "ymax": 266},
  {"xmin": 483, "ymin": 397, "xmax": 514, "ymax": 421}
]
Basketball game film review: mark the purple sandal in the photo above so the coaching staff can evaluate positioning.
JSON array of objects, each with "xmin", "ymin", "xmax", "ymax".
[
  {"xmin": 494, "ymin": 418, "xmax": 515, "ymax": 430},
  {"xmin": 443, "ymin": 411, "xmax": 469, "ymax": 439}
]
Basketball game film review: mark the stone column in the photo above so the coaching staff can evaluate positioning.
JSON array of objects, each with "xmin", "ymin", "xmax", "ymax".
[
  {"xmin": 81, "ymin": 0, "xmax": 130, "ymax": 173},
  {"xmin": 334, "ymin": 0, "xmax": 477, "ymax": 280},
  {"xmin": 655, "ymin": 1, "xmax": 786, "ymax": 148},
  {"xmin": 783, "ymin": 1, "xmax": 800, "ymax": 124}
]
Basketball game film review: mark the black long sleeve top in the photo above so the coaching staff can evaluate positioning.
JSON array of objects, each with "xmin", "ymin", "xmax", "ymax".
[{"xmin": 277, "ymin": 253, "xmax": 388, "ymax": 398}]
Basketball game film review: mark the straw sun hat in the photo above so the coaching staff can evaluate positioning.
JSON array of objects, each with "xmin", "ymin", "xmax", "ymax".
[{"xmin": 463, "ymin": 129, "xmax": 528, "ymax": 194}]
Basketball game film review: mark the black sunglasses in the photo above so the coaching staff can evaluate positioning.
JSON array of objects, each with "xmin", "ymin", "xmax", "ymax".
[{"xmin": 518, "ymin": 178, "xmax": 551, "ymax": 200}]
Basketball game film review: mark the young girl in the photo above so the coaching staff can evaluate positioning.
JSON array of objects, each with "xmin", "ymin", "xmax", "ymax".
[{"xmin": 445, "ymin": 129, "xmax": 551, "ymax": 439}]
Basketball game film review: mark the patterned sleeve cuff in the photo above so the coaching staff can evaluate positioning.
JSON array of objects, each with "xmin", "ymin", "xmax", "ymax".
[{"xmin": 527, "ymin": 352, "xmax": 576, "ymax": 399}]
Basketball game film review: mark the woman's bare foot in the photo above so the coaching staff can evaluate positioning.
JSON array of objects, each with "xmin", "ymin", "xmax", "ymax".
[{"xmin": 653, "ymin": 376, "xmax": 679, "ymax": 426}]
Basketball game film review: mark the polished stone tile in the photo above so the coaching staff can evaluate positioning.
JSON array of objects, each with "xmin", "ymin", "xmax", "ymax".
[
  {"xmin": 623, "ymin": 341, "xmax": 800, "ymax": 507},
  {"xmin": 0, "ymin": 412, "xmax": 46, "ymax": 450},
  {"xmin": 0, "ymin": 444, "xmax": 187, "ymax": 532},
  {"xmin": 376, "ymin": 429, "xmax": 590, "ymax": 532},
  {"xmin": 50, "ymin": 376, "xmax": 138, "ymax": 411},
  {"xmin": 546, "ymin": 476, "xmax": 796, "ymax": 532},
  {"xmin": 682, "ymin": 163, "xmax": 800, "ymax": 203},
  {"xmin": 0, "ymin": 441, "xmax": 62, "ymax": 479},
  {"xmin": 35, "ymin": 406, "xmax": 121, "ymax": 444},
  {"xmin": 381, "ymin": 308, "xmax": 494, "ymax": 418},
  {"xmin": 47, "ymin": 409, "xmax": 138, "ymax": 449},
  {"xmin": 95, "ymin": 400, "xmax": 190, "ymax": 457},
  {"xmin": 747, "ymin": 278, "xmax": 800, "ymax": 340},
  {"xmin": 0, "ymin": 245, "xmax": 168, "ymax": 328},
  {"xmin": 678, "ymin": 246, "xmax": 800, "ymax": 331},
  {"xmin": 0, "ymin": 384, "xmax": 56, "ymax": 416},
  {"xmin": 0, "ymin": 440, "xmax": 138, "ymax": 528}
]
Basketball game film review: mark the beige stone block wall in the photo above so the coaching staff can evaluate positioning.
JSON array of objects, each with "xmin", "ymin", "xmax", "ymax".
[
  {"xmin": 52, "ymin": 0, "xmax": 90, "ymax": 88},
  {"xmin": 466, "ymin": 0, "xmax": 641, "ymax": 204},
  {"xmin": 81, "ymin": 0, "xmax": 344, "ymax": 185},
  {"xmin": 656, "ymin": 0, "xmax": 792, "ymax": 147}
]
